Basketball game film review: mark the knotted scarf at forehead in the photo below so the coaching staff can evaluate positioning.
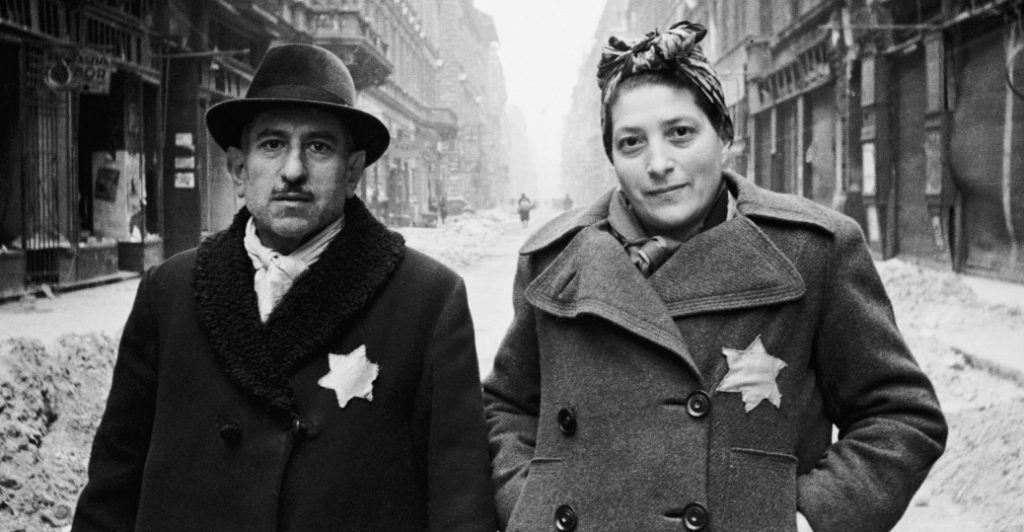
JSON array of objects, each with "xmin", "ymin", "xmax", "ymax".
[{"xmin": 597, "ymin": 21, "xmax": 733, "ymax": 142}]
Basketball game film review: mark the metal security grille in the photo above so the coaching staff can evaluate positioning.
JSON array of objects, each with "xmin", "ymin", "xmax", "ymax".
[
  {"xmin": 74, "ymin": 2, "xmax": 157, "ymax": 74},
  {"xmin": 0, "ymin": 0, "xmax": 32, "ymax": 27},
  {"xmin": 0, "ymin": 0, "xmax": 69, "ymax": 38},
  {"xmin": 22, "ymin": 43, "xmax": 78, "ymax": 286}
]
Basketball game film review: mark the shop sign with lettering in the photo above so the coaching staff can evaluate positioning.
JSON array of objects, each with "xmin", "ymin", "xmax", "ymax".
[{"xmin": 45, "ymin": 49, "xmax": 114, "ymax": 94}]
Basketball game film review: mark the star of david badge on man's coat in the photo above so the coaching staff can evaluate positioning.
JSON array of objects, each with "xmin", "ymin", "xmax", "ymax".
[
  {"xmin": 318, "ymin": 345, "xmax": 380, "ymax": 408},
  {"xmin": 716, "ymin": 335, "xmax": 787, "ymax": 413}
]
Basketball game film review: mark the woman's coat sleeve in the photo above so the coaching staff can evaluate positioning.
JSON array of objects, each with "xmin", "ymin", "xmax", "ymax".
[
  {"xmin": 798, "ymin": 217, "xmax": 948, "ymax": 532},
  {"xmin": 483, "ymin": 255, "xmax": 542, "ymax": 528}
]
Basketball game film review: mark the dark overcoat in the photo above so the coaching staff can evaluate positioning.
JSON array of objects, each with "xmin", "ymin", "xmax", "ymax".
[
  {"xmin": 484, "ymin": 172, "xmax": 947, "ymax": 532},
  {"xmin": 73, "ymin": 198, "xmax": 495, "ymax": 531}
]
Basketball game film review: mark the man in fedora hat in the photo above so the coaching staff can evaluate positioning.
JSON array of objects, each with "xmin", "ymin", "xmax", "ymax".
[{"xmin": 73, "ymin": 44, "xmax": 495, "ymax": 531}]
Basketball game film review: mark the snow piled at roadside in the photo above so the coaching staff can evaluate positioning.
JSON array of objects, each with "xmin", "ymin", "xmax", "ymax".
[
  {"xmin": 397, "ymin": 210, "xmax": 511, "ymax": 269},
  {"xmin": 0, "ymin": 334, "xmax": 117, "ymax": 532}
]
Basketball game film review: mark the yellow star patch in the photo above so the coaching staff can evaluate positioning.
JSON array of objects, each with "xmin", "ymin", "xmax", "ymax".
[
  {"xmin": 318, "ymin": 345, "xmax": 380, "ymax": 408},
  {"xmin": 717, "ymin": 335, "xmax": 787, "ymax": 413}
]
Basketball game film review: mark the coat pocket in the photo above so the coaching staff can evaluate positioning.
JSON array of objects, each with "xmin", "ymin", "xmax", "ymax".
[
  {"xmin": 507, "ymin": 457, "xmax": 564, "ymax": 532},
  {"xmin": 719, "ymin": 448, "xmax": 798, "ymax": 532}
]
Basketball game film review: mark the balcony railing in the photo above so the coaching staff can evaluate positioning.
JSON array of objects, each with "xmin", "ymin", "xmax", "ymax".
[
  {"xmin": 310, "ymin": 8, "xmax": 392, "ymax": 89},
  {"xmin": 425, "ymin": 107, "xmax": 457, "ymax": 137},
  {"xmin": 74, "ymin": 5, "xmax": 158, "ymax": 74},
  {"xmin": 0, "ymin": 0, "xmax": 71, "ymax": 41},
  {"xmin": 1, "ymin": 1, "xmax": 157, "ymax": 75}
]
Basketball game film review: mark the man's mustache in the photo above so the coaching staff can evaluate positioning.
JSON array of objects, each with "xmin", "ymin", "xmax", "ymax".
[{"xmin": 270, "ymin": 186, "xmax": 314, "ymax": 200}]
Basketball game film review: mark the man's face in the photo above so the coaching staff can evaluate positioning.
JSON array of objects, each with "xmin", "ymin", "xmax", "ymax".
[
  {"xmin": 228, "ymin": 106, "xmax": 365, "ymax": 253},
  {"xmin": 609, "ymin": 84, "xmax": 727, "ymax": 242}
]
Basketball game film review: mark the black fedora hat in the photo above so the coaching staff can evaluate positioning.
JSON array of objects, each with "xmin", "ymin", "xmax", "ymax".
[{"xmin": 205, "ymin": 43, "xmax": 390, "ymax": 165}]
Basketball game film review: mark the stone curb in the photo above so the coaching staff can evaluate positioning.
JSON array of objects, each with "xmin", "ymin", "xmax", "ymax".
[{"xmin": 953, "ymin": 345, "xmax": 1024, "ymax": 388}]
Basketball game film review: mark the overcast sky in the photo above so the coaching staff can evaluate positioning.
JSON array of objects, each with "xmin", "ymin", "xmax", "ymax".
[{"xmin": 474, "ymin": 0, "xmax": 606, "ymax": 197}]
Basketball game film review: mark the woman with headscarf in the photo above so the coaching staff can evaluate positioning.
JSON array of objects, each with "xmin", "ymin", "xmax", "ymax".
[{"xmin": 483, "ymin": 21, "xmax": 946, "ymax": 532}]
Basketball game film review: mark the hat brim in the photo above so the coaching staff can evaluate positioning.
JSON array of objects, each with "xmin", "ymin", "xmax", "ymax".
[{"xmin": 205, "ymin": 98, "xmax": 391, "ymax": 166}]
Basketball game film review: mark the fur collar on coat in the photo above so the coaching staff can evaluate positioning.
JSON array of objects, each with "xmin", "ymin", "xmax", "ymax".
[{"xmin": 193, "ymin": 197, "xmax": 405, "ymax": 415}]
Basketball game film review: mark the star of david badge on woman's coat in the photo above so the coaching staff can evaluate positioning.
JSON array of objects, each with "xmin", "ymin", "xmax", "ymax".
[{"xmin": 716, "ymin": 335, "xmax": 787, "ymax": 413}]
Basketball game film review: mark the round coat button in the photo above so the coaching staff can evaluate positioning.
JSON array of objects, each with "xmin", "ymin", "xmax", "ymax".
[
  {"xmin": 219, "ymin": 423, "xmax": 242, "ymax": 445},
  {"xmin": 686, "ymin": 391, "xmax": 711, "ymax": 419},
  {"xmin": 291, "ymin": 417, "xmax": 308, "ymax": 438},
  {"xmin": 557, "ymin": 408, "xmax": 577, "ymax": 436},
  {"xmin": 554, "ymin": 504, "xmax": 577, "ymax": 531},
  {"xmin": 683, "ymin": 502, "xmax": 708, "ymax": 531}
]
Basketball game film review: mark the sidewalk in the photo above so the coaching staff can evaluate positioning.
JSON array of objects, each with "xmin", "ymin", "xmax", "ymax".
[
  {"xmin": 0, "ymin": 256, "xmax": 1022, "ymax": 386},
  {"xmin": 961, "ymin": 274, "xmax": 1024, "ymax": 309},
  {"xmin": 0, "ymin": 279, "xmax": 140, "ymax": 343},
  {"xmin": 943, "ymin": 275, "xmax": 1024, "ymax": 386}
]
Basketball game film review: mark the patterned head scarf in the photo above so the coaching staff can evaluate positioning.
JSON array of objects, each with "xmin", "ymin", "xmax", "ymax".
[{"xmin": 597, "ymin": 21, "xmax": 734, "ymax": 158}]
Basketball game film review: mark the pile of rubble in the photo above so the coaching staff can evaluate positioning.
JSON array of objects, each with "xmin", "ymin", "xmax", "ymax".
[
  {"xmin": 877, "ymin": 259, "xmax": 1022, "ymax": 328},
  {"xmin": 876, "ymin": 260, "xmax": 1024, "ymax": 531},
  {"xmin": 0, "ymin": 334, "xmax": 117, "ymax": 532},
  {"xmin": 0, "ymin": 254, "xmax": 1021, "ymax": 531},
  {"xmin": 398, "ymin": 209, "xmax": 513, "ymax": 268}
]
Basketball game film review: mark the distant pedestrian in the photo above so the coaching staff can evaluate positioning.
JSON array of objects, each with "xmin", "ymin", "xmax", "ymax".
[
  {"xmin": 73, "ymin": 43, "xmax": 494, "ymax": 532},
  {"xmin": 561, "ymin": 193, "xmax": 574, "ymax": 211},
  {"xmin": 485, "ymin": 21, "xmax": 946, "ymax": 532},
  {"xmin": 517, "ymin": 193, "xmax": 534, "ymax": 228},
  {"xmin": 438, "ymin": 195, "xmax": 448, "ymax": 225}
]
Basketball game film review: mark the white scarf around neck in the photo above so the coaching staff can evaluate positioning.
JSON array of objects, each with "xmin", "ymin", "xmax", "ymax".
[{"xmin": 243, "ymin": 216, "xmax": 345, "ymax": 322}]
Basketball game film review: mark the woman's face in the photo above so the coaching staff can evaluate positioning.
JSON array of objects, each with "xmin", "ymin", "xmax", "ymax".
[{"xmin": 609, "ymin": 83, "xmax": 727, "ymax": 241}]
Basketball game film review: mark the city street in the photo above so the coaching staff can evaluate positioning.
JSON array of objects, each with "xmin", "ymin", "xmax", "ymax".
[
  {"xmin": 1, "ymin": 0, "xmax": 1022, "ymax": 530},
  {"xmin": 1, "ymin": 207, "xmax": 1023, "ymax": 531}
]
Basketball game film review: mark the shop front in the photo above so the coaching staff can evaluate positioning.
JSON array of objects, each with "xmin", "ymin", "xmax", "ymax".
[
  {"xmin": 949, "ymin": 26, "xmax": 1024, "ymax": 281},
  {"xmin": 0, "ymin": 2, "xmax": 163, "ymax": 297},
  {"xmin": 78, "ymin": 68, "xmax": 164, "ymax": 274}
]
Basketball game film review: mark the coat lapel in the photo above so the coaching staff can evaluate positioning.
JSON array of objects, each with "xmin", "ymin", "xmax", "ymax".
[
  {"xmin": 194, "ymin": 197, "xmax": 405, "ymax": 415},
  {"xmin": 648, "ymin": 214, "xmax": 805, "ymax": 317},
  {"xmin": 524, "ymin": 225, "xmax": 704, "ymax": 383}
]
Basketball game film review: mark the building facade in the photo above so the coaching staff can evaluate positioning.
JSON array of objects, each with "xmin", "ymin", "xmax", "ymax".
[
  {"xmin": 564, "ymin": 0, "xmax": 1024, "ymax": 283},
  {"xmin": 1, "ymin": 0, "xmax": 510, "ymax": 298},
  {"xmin": 305, "ymin": 0, "xmax": 458, "ymax": 227},
  {"xmin": 435, "ymin": 0, "xmax": 507, "ymax": 209},
  {"xmin": 561, "ymin": 0, "xmax": 630, "ymax": 207},
  {"xmin": 505, "ymin": 105, "xmax": 536, "ymax": 201},
  {"xmin": 1, "ymin": 0, "xmax": 181, "ymax": 295}
]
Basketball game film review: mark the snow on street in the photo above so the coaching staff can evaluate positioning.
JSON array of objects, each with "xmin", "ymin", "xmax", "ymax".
[
  {"xmin": 398, "ymin": 208, "xmax": 548, "ymax": 376},
  {"xmin": 1, "ymin": 206, "xmax": 1023, "ymax": 531},
  {"xmin": 416, "ymin": 208, "xmax": 1024, "ymax": 532}
]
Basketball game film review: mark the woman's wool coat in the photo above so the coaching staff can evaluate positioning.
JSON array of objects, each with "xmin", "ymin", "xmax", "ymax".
[
  {"xmin": 483, "ymin": 172, "xmax": 947, "ymax": 532},
  {"xmin": 73, "ymin": 198, "xmax": 495, "ymax": 532}
]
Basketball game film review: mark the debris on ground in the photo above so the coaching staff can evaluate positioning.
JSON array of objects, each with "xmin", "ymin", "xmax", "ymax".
[
  {"xmin": 877, "ymin": 259, "xmax": 1024, "ymax": 531},
  {"xmin": 0, "ymin": 244, "xmax": 1022, "ymax": 531},
  {"xmin": 0, "ymin": 334, "xmax": 116, "ymax": 532},
  {"xmin": 398, "ymin": 209, "xmax": 515, "ymax": 268}
]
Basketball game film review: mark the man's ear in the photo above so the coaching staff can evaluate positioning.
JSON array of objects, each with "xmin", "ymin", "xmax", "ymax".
[
  {"xmin": 227, "ymin": 147, "xmax": 247, "ymax": 198},
  {"xmin": 344, "ymin": 150, "xmax": 367, "ymax": 198}
]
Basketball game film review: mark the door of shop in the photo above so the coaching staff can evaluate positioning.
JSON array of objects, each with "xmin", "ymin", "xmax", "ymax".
[
  {"xmin": 950, "ymin": 30, "xmax": 1024, "ymax": 281},
  {"xmin": 893, "ymin": 48, "xmax": 939, "ymax": 261},
  {"xmin": 0, "ymin": 42, "xmax": 25, "ymax": 296},
  {"xmin": 23, "ymin": 44, "xmax": 78, "ymax": 286},
  {"xmin": 805, "ymin": 85, "xmax": 836, "ymax": 207},
  {"xmin": 774, "ymin": 100, "xmax": 798, "ymax": 194},
  {"xmin": 753, "ymin": 111, "xmax": 772, "ymax": 188}
]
